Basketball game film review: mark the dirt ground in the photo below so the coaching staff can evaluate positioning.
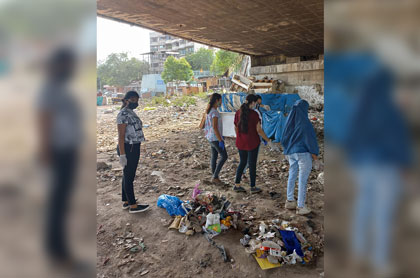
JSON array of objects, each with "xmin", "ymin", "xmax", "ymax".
[{"xmin": 96, "ymin": 97, "xmax": 324, "ymax": 278}]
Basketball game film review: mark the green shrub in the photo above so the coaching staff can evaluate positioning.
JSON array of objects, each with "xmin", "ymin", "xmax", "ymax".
[
  {"xmin": 195, "ymin": 91, "xmax": 208, "ymax": 100},
  {"xmin": 172, "ymin": 95, "xmax": 197, "ymax": 107},
  {"xmin": 148, "ymin": 96, "xmax": 171, "ymax": 107},
  {"xmin": 145, "ymin": 95, "xmax": 197, "ymax": 108}
]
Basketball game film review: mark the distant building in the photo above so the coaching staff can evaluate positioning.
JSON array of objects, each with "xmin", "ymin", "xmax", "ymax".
[
  {"xmin": 149, "ymin": 31, "xmax": 208, "ymax": 74},
  {"xmin": 124, "ymin": 81, "xmax": 142, "ymax": 94},
  {"xmin": 140, "ymin": 74, "xmax": 166, "ymax": 98}
]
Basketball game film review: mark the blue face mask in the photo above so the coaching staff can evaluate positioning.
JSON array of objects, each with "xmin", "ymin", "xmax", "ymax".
[{"xmin": 128, "ymin": 102, "xmax": 138, "ymax": 109}]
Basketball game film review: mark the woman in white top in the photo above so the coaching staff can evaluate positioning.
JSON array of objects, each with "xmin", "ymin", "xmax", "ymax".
[{"xmin": 203, "ymin": 93, "xmax": 228, "ymax": 184}]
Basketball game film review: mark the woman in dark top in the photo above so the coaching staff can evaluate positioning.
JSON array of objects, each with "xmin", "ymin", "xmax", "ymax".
[{"xmin": 233, "ymin": 94, "xmax": 273, "ymax": 193}]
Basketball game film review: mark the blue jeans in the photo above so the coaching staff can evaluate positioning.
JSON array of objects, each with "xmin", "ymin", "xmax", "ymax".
[
  {"xmin": 351, "ymin": 164, "xmax": 400, "ymax": 268},
  {"xmin": 243, "ymin": 144, "xmax": 260, "ymax": 175},
  {"xmin": 210, "ymin": 141, "xmax": 228, "ymax": 179},
  {"xmin": 286, "ymin": 152, "xmax": 312, "ymax": 208}
]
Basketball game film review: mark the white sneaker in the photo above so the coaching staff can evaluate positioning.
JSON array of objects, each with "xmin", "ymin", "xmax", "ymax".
[
  {"xmin": 296, "ymin": 206, "xmax": 311, "ymax": 215},
  {"xmin": 284, "ymin": 200, "xmax": 297, "ymax": 210}
]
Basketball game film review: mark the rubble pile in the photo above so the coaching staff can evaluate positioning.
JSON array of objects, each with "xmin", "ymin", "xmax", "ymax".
[
  {"xmin": 230, "ymin": 74, "xmax": 285, "ymax": 94},
  {"xmin": 240, "ymin": 219, "xmax": 322, "ymax": 269}
]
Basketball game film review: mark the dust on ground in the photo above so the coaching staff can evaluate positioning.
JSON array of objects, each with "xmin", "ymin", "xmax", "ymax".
[{"xmin": 96, "ymin": 96, "xmax": 324, "ymax": 278}]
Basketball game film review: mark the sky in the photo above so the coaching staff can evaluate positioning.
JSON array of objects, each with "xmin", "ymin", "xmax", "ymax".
[{"xmin": 97, "ymin": 17, "xmax": 151, "ymax": 63}]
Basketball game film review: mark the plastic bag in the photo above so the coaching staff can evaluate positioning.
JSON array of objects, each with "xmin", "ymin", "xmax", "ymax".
[
  {"xmin": 157, "ymin": 194, "xmax": 189, "ymax": 216},
  {"xmin": 192, "ymin": 182, "xmax": 201, "ymax": 200},
  {"xmin": 205, "ymin": 212, "xmax": 220, "ymax": 228},
  {"xmin": 208, "ymin": 224, "xmax": 221, "ymax": 233}
]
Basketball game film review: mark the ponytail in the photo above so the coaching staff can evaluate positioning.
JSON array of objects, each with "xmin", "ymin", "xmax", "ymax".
[
  {"xmin": 121, "ymin": 99, "xmax": 127, "ymax": 109},
  {"xmin": 207, "ymin": 93, "xmax": 221, "ymax": 114},
  {"xmin": 238, "ymin": 94, "xmax": 258, "ymax": 134}
]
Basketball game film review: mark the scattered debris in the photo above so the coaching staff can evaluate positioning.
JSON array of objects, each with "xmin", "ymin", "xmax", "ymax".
[
  {"xmin": 97, "ymin": 224, "xmax": 105, "ymax": 236},
  {"xmin": 117, "ymin": 259, "xmax": 135, "ymax": 267},
  {"xmin": 198, "ymin": 253, "xmax": 212, "ymax": 268},
  {"xmin": 139, "ymin": 242, "xmax": 147, "ymax": 252},
  {"xmin": 96, "ymin": 96, "xmax": 324, "ymax": 277},
  {"xmin": 317, "ymin": 172, "xmax": 324, "ymax": 185},
  {"xmin": 103, "ymin": 258, "xmax": 110, "ymax": 266},
  {"xmin": 240, "ymin": 234, "xmax": 251, "ymax": 246},
  {"xmin": 204, "ymin": 233, "xmax": 229, "ymax": 262},
  {"xmin": 151, "ymin": 171, "xmax": 166, "ymax": 183},
  {"xmin": 140, "ymin": 270, "xmax": 149, "ymax": 276},
  {"xmin": 97, "ymin": 162, "xmax": 111, "ymax": 171}
]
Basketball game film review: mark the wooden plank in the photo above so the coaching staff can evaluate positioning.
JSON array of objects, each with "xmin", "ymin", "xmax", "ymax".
[
  {"xmin": 236, "ymin": 74, "xmax": 253, "ymax": 86},
  {"xmin": 253, "ymin": 88, "xmax": 271, "ymax": 93},
  {"xmin": 252, "ymin": 82, "xmax": 273, "ymax": 87},
  {"xmin": 231, "ymin": 77, "xmax": 249, "ymax": 91}
]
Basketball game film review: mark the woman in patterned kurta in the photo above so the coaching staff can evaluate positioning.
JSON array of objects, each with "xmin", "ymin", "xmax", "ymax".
[{"xmin": 117, "ymin": 91, "xmax": 149, "ymax": 213}]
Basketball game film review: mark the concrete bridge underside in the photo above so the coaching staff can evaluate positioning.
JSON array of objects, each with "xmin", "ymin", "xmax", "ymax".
[{"xmin": 97, "ymin": 0, "xmax": 323, "ymax": 58}]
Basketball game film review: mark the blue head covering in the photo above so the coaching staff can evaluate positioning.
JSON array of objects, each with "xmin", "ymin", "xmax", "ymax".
[
  {"xmin": 343, "ymin": 57, "xmax": 412, "ymax": 166},
  {"xmin": 281, "ymin": 99, "xmax": 319, "ymax": 155},
  {"xmin": 325, "ymin": 52, "xmax": 412, "ymax": 166}
]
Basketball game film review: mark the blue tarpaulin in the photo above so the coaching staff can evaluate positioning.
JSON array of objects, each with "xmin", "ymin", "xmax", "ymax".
[{"xmin": 220, "ymin": 93, "xmax": 300, "ymax": 142}]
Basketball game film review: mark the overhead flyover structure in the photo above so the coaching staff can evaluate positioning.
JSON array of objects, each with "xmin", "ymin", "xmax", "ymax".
[{"xmin": 97, "ymin": 0, "xmax": 323, "ymax": 58}]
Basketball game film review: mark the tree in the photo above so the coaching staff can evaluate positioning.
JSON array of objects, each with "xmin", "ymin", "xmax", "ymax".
[
  {"xmin": 161, "ymin": 56, "xmax": 193, "ymax": 83},
  {"xmin": 185, "ymin": 48, "xmax": 214, "ymax": 71},
  {"xmin": 210, "ymin": 50, "xmax": 239, "ymax": 75},
  {"xmin": 97, "ymin": 53, "xmax": 149, "ymax": 88}
]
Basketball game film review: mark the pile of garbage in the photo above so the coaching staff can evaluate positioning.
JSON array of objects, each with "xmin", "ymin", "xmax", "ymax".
[
  {"xmin": 240, "ymin": 219, "xmax": 315, "ymax": 269},
  {"xmin": 157, "ymin": 183, "xmax": 240, "ymax": 237},
  {"xmin": 157, "ymin": 183, "xmax": 241, "ymax": 262}
]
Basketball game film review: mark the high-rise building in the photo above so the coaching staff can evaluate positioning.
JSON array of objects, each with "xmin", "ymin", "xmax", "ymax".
[{"xmin": 149, "ymin": 31, "xmax": 207, "ymax": 74}]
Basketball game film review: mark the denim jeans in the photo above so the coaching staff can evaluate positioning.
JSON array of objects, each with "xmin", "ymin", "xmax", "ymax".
[
  {"xmin": 351, "ymin": 164, "xmax": 400, "ymax": 269},
  {"xmin": 243, "ymin": 144, "xmax": 260, "ymax": 175},
  {"xmin": 117, "ymin": 143, "xmax": 140, "ymax": 205},
  {"xmin": 235, "ymin": 146, "xmax": 259, "ymax": 187},
  {"xmin": 210, "ymin": 141, "xmax": 228, "ymax": 179},
  {"xmin": 286, "ymin": 152, "xmax": 312, "ymax": 208}
]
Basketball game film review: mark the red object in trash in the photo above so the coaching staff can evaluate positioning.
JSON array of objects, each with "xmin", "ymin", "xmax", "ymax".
[{"xmin": 311, "ymin": 117, "xmax": 317, "ymax": 121}]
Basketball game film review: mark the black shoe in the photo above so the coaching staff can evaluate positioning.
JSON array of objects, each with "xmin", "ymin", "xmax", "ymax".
[
  {"xmin": 129, "ymin": 204, "xmax": 150, "ymax": 213},
  {"xmin": 250, "ymin": 187, "xmax": 262, "ymax": 194},
  {"xmin": 233, "ymin": 186, "xmax": 247, "ymax": 192}
]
